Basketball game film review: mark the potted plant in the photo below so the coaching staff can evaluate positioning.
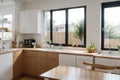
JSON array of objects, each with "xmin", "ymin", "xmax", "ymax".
[
  {"xmin": 46, "ymin": 40, "xmax": 52, "ymax": 45},
  {"xmin": 87, "ymin": 43, "xmax": 97, "ymax": 53},
  {"xmin": 73, "ymin": 20, "xmax": 84, "ymax": 44},
  {"xmin": 46, "ymin": 40, "xmax": 52, "ymax": 48}
]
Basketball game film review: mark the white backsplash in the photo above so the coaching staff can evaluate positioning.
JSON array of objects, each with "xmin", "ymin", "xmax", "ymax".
[{"xmin": 21, "ymin": 34, "xmax": 41, "ymax": 45}]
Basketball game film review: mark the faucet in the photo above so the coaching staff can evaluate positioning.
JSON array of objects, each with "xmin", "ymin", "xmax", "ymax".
[{"xmin": 2, "ymin": 42, "xmax": 5, "ymax": 49}]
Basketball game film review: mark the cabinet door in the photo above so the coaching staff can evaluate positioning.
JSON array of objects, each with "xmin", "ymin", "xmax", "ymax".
[
  {"xmin": 19, "ymin": 10, "xmax": 41, "ymax": 33},
  {"xmin": 19, "ymin": 11, "xmax": 29, "ymax": 33},
  {"xmin": 38, "ymin": 57, "xmax": 48, "ymax": 75},
  {"xmin": 115, "ymin": 60, "xmax": 120, "ymax": 74},
  {"xmin": 0, "ymin": 53, "xmax": 13, "ymax": 80},
  {"xmin": 95, "ymin": 57, "xmax": 116, "ymax": 73},
  {"xmin": 24, "ymin": 51, "xmax": 38, "ymax": 76},
  {"xmin": 13, "ymin": 50, "xmax": 23, "ymax": 79},
  {"xmin": 47, "ymin": 52, "xmax": 59, "ymax": 70},
  {"xmin": 29, "ymin": 10, "xmax": 38, "ymax": 33},
  {"xmin": 37, "ymin": 52, "xmax": 48, "ymax": 75},
  {"xmin": 59, "ymin": 54, "xmax": 75, "ymax": 67},
  {"xmin": 37, "ymin": 51, "xmax": 59, "ymax": 74},
  {"xmin": 77, "ymin": 56, "xmax": 93, "ymax": 69},
  {"xmin": 23, "ymin": 50, "xmax": 59, "ymax": 76}
]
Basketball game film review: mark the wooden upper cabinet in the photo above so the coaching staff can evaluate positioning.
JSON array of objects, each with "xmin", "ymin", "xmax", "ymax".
[{"xmin": 19, "ymin": 10, "xmax": 43, "ymax": 34}]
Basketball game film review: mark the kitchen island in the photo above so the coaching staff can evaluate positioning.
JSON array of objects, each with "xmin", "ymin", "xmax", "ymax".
[{"xmin": 41, "ymin": 66, "xmax": 120, "ymax": 80}]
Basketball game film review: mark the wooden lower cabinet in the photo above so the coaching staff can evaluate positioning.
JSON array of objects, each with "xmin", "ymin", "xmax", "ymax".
[
  {"xmin": 47, "ymin": 58, "xmax": 58, "ymax": 70},
  {"xmin": 13, "ymin": 50, "xmax": 23, "ymax": 79},
  {"xmin": 23, "ymin": 50, "xmax": 59, "ymax": 76},
  {"xmin": 38, "ymin": 58, "xmax": 48, "ymax": 74},
  {"xmin": 24, "ymin": 52, "xmax": 38, "ymax": 75}
]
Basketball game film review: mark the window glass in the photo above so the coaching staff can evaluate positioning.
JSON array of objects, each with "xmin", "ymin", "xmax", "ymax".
[
  {"xmin": 0, "ymin": 14, "xmax": 12, "ymax": 40},
  {"xmin": 45, "ymin": 11, "xmax": 50, "ymax": 42},
  {"xmin": 52, "ymin": 10, "xmax": 66, "ymax": 44},
  {"xmin": 45, "ymin": 6, "xmax": 86, "ymax": 47},
  {"xmin": 68, "ymin": 8, "xmax": 85, "ymax": 46},
  {"xmin": 102, "ymin": 1, "xmax": 120, "ymax": 50}
]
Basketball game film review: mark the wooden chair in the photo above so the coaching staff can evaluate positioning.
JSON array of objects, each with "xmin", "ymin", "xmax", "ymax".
[{"xmin": 83, "ymin": 62, "xmax": 117, "ymax": 73}]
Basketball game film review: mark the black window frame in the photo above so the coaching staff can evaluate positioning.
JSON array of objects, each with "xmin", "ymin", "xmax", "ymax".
[
  {"xmin": 101, "ymin": 1, "xmax": 120, "ymax": 51},
  {"xmin": 50, "ymin": 6, "xmax": 86, "ymax": 47}
]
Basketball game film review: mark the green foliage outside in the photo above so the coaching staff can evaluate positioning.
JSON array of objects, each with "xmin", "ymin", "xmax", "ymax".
[
  {"xmin": 73, "ymin": 20, "xmax": 84, "ymax": 44},
  {"xmin": 104, "ymin": 22, "xmax": 120, "ymax": 39}
]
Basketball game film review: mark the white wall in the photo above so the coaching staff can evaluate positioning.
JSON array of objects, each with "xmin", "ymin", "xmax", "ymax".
[
  {"xmin": 22, "ymin": 34, "xmax": 41, "ymax": 44},
  {"xmin": 20, "ymin": 0, "xmax": 119, "ymax": 50},
  {"xmin": 13, "ymin": 0, "xmax": 24, "ymax": 46},
  {"xmin": 0, "ymin": 5, "xmax": 14, "ymax": 15}
]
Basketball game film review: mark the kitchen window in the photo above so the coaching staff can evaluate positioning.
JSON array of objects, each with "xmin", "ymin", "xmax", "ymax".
[
  {"xmin": 101, "ymin": 1, "xmax": 120, "ymax": 50},
  {"xmin": 0, "ymin": 14, "xmax": 12, "ymax": 40},
  {"xmin": 45, "ymin": 6, "xmax": 86, "ymax": 47}
]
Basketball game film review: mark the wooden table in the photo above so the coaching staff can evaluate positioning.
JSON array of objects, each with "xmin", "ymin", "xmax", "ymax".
[{"xmin": 40, "ymin": 66, "xmax": 120, "ymax": 80}]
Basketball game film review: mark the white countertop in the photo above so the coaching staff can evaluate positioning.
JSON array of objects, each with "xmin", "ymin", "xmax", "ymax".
[
  {"xmin": 23, "ymin": 48, "xmax": 120, "ymax": 59},
  {"xmin": 1, "ymin": 48, "xmax": 120, "ymax": 59}
]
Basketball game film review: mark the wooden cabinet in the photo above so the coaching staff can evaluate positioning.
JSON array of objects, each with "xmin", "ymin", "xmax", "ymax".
[
  {"xmin": 59, "ymin": 54, "xmax": 76, "ymax": 67},
  {"xmin": 23, "ymin": 50, "xmax": 59, "ymax": 76},
  {"xmin": 37, "ymin": 51, "xmax": 48, "ymax": 75},
  {"xmin": 13, "ymin": 50, "xmax": 23, "ymax": 79},
  {"xmin": 76, "ymin": 56, "xmax": 93, "ymax": 69},
  {"xmin": 19, "ymin": 10, "xmax": 43, "ymax": 33},
  {"xmin": 23, "ymin": 51, "xmax": 38, "ymax": 75},
  {"xmin": 47, "ymin": 52, "xmax": 59, "ymax": 70},
  {"xmin": 0, "ymin": 53, "xmax": 13, "ymax": 80}
]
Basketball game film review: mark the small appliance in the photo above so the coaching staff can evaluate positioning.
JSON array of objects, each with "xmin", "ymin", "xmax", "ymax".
[{"xmin": 24, "ymin": 39, "xmax": 35, "ymax": 48}]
